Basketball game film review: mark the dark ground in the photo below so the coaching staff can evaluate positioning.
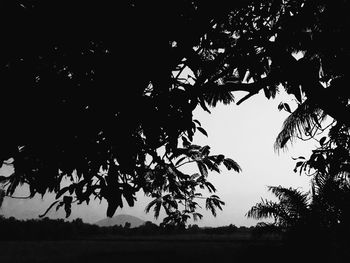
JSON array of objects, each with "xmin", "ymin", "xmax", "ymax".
[{"xmin": 0, "ymin": 234, "xmax": 347, "ymax": 263}]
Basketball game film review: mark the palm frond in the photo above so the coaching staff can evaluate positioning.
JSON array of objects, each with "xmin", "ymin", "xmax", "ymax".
[
  {"xmin": 145, "ymin": 198, "xmax": 163, "ymax": 219},
  {"xmin": 274, "ymin": 99, "xmax": 326, "ymax": 151},
  {"xmin": 267, "ymin": 186, "xmax": 310, "ymax": 216},
  {"xmin": 246, "ymin": 199, "xmax": 281, "ymax": 220},
  {"xmin": 144, "ymin": 199, "xmax": 157, "ymax": 214}
]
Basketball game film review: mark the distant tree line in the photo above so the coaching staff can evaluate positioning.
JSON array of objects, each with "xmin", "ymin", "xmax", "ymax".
[{"xmin": 0, "ymin": 216, "xmax": 273, "ymax": 241}]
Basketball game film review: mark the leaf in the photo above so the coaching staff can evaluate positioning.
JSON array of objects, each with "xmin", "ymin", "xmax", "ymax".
[
  {"xmin": 209, "ymin": 154, "xmax": 225, "ymax": 165},
  {"xmin": 63, "ymin": 196, "xmax": 73, "ymax": 218},
  {"xmin": 123, "ymin": 186, "xmax": 136, "ymax": 207},
  {"xmin": 205, "ymin": 196, "xmax": 225, "ymax": 217},
  {"xmin": 56, "ymin": 201, "xmax": 64, "ymax": 211},
  {"xmin": 193, "ymin": 212, "xmax": 203, "ymax": 221},
  {"xmin": 200, "ymin": 145, "xmax": 210, "ymax": 156},
  {"xmin": 154, "ymin": 200, "xmax": 162, "ymax": 219},
  {"xmin": 0, "ymin": 189, "xmax": 5, "ymax": 208},
  {"xmin": 197, "ymin": 161, "xmax": 208, "ymax": 177},
  {"xmin": 193, "ymin": 119, "xmax": 201, "ymax": 127},
  {"xmin": 278, "ymin": 102, "xmax": 284, "ymax": 111},
  {"xmin": 295, "ymin": 161, "xmax": 303, "ymax": 167},
  {"xmin": 263, "ymin": 86, "xmax": 271, "ymax": 99},
  {"xmin": 145, "ymin": 199, "xmax": 158, "ymax": 214},
  {"xmin": 68, "ymin": 184, "xmax": 75, "ymax": 195},
  {"xmin": 283, "ymin": 103, "xmax": 292, "ymax": 113},
  {"xmin": 39, "ymin": 200, "xmax": 61, "ymax": 218},
  {"xmin": 56, "ymin": 186, "xmax": 70, "ymax": 199},
  {"xmin": 199, "ymin": 98, "xmax": 211, "ymax": 113},
  {"xmin": 182, "ymin": 136, "xmax": 191, "ymax": 147},
  {"xmin": 106, "ymin": 200, "xmax": 118, "ymax": 218},
  {"xmin": 203, "ymin": 158, "xmax": 220, "ymax": 173},
  {"xmin": 106, "ymin": 193, "xmax": 123, "ymax": 218},
  {"xmin": 223, "ymin": 158, "xmax": 241, "ymax": 172},
  {"xmin": 6, "ymin": 175, "xmax": 20, "ymax": 196},
  {"xmin": 205, "ymin": 181, "xmax": 216, "ymax": 193},
  {"xmin": 65, "ymin": 206, "xmax": 72, "ymax": 218},
  {"xmin": 293, "ymin": 161, "xmax": 304, "ymax": 173},
  {"xmin": 190, "ymin": 173, "xmax": 201, "ymax": 180},
  {"xmin": 175, "ymin": 156, "xmax": 187, "ymax": 166},
  {"xmin": 197, "ymin": 127, "xmax": 208, "ymax": 137}
]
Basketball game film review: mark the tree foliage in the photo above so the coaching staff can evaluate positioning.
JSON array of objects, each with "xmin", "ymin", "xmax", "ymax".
[
  {"xmin": 249, "ymin": 121, "xmax": 350, "ymax": 232},
  {"xmin": 0, "ymin": 0, "xmax": 349, "ymax": 225},
  {"xmin": 246, "ymin": 186, "xmax": 310, "ymax": 228}
]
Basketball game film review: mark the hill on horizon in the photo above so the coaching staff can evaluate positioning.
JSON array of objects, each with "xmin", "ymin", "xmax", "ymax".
[{"xmin": 95, "ymin": 214, "xmax": 146, "ymax": 228}]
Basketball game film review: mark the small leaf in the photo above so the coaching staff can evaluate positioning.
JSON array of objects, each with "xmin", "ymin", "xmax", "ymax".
[
  {"xmin": 319, "ymin": 136, "xmax": 327, "ymax": 146},
  {"xmin": 200, "ymin": 145, "xmax": 210, "ymax": 156},
  {"xmin": 263, "ymin": 86, "xmax": 271, "ymax": 99},
  {"xmin": 283, "ymin": 103, "xmax": 292, "ymax": 113},
  {"xmin": 199, "ymin": 99, "xmax": 211, "ymax": 113},
  {"xmin": 182, "ymin": 136, "xmax": 191, "ymax": 147},
  {"xmin": 175, "ymin": 156, "xmax": 187, "ymax": 166},
  {"xmin": 295, "ymin": 161, "xmax": 303, "ymax": 167},
  {"xmin": 68, "ymin": 184, "xmax": 75, "ymax": 195},
  {"xmin": 193, "ymin": 119, "xmax": 201, "ymax": 127},
  {"xmin": 193, "ymin": 212, "xmax": 203, "ymax": 221},
  {"xmin": 197, "ymin": 161, "xmax": 208, "ymax": 177},
  {"xmin": 56, "ymin": 201, "xmax": 64, "ymax": 211},
  {"xmin": 278, "ymin": 102, "xmax": 284, "ymax": 111},
  {"xmin": 205, "ymin": 181, "xmax": 216, "ymax": 193},
  {"xmin": 56, "ymin": 186, "xmax": 70, "ymax": 199},
  {"xmin": 197, "ymin": 127, "xmax": 208, "ymax": 137},
  {"xmin": 39, "ymin": 200, "xmax": 60, "ymax": 218}
]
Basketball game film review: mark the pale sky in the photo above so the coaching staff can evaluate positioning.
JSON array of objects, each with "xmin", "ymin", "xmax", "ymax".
[{"xmin": 0, "ymin": 89, "xmax": 317, "ymax": 227}]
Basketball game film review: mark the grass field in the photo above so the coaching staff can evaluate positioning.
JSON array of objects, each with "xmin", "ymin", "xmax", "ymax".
[{"xmin": 0, "ymin": 233, "xmax": 345, "ymax": 263}]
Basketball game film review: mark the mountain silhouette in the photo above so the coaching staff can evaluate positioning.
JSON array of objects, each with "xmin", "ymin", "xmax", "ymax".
[{"xmin": 95, "ymin": 214, "xmax": 145, "ymax": 228}]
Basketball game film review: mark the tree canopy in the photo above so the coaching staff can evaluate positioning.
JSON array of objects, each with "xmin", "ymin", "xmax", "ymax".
[{"xmin": 0, "ymin": 0, "xmax": 349, "ymax": 225}]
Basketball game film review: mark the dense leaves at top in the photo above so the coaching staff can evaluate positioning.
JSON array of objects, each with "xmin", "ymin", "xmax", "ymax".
[
  {"xmin": 0, "ymin": 0, "xmax": 244, "ymax": 223},
  {"xmin": 0, "ymin": 0, "xmax": 349, "ymax": 224}
]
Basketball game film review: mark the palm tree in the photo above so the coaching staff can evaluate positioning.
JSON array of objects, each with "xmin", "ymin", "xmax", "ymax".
[
  {"xmin": 248, "ymin": 175, "xmax": 350, "ymax": 231},
  {"xmin": 310, "ymin": 172, "xmax": 350, "ymax": 229},
  {"xmin": 274, "ymin": 99, "xmax": 327, "ymax": 151},
  {"xmin": 246, "ymin": 186, "xmax": 310, "ymax": 229}
]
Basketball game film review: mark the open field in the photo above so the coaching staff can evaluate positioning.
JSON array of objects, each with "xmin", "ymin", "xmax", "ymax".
[
  {"xmin": 0, "ymin": 235, "xmax": 342, "ymax": 263},
  {"xmin": 0, "ymin": 239, "xmax": 282, "ymax": 263},
  {"xmin": 0, "ymin": 233, "xmax": 345, "ymax": 263}
]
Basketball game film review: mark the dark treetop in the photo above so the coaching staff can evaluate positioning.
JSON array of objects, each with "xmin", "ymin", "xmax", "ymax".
[{"xmin": 0, "ymin": 0, "xmax": 349, "ymax": 226}]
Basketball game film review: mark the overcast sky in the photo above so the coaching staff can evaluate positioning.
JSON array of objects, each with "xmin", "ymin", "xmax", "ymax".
[{"xmin": 0, "ymin": 89, "xmax": 317, "ymax": 227}]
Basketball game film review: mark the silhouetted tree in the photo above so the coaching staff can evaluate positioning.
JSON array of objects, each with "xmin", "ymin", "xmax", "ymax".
[
  {"xmin": 293, "ymin": 122, "xmax": 350, "ymax": 232},
  {"xmin": 0, "ymin": 1, "xmax": 349, "ymax": 226},
  {"xmin": 247, "ymin": 186, "xmax": 310, "ymax": 229}
]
